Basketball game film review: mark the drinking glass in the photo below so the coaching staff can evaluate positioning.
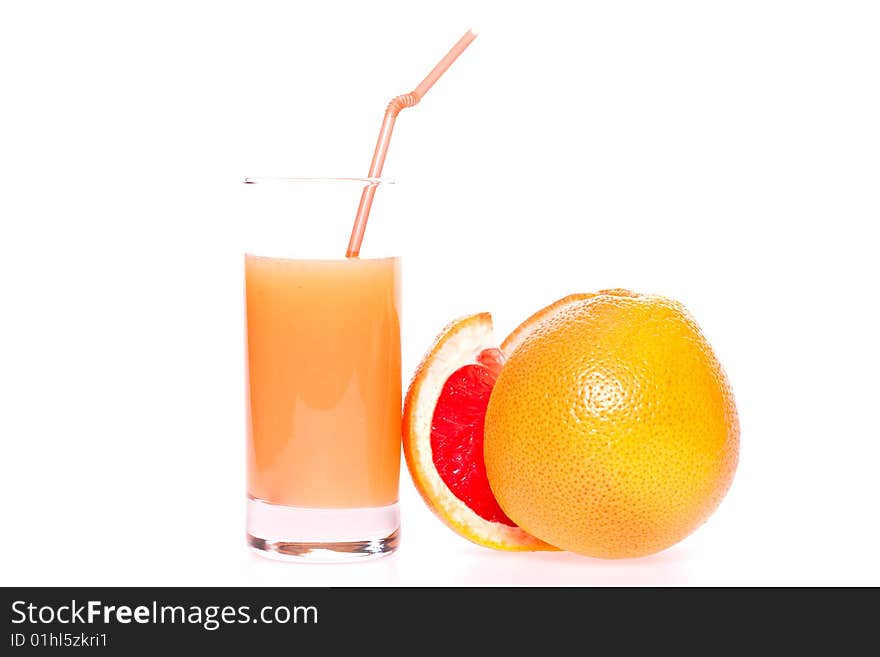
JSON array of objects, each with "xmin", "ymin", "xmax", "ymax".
[{"xmin": 243, "ymin": 177, "xmax": 401, "ymax": 562}]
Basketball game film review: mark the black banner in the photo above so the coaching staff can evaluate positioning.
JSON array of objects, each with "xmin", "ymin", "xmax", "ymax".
[{"xmin": 1, "ymin": 587, "xmax": 872, "ymax": 651}]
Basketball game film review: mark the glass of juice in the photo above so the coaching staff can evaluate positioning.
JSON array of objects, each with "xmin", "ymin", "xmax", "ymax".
[{"xmin": 242, "ymin": 177, "xmax": 401, "ymax": 562}]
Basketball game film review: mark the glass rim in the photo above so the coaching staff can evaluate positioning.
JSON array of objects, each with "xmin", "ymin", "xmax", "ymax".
[
  {"xmin": 244, "ymin": 251, "xmax": 403, "ymax": 264},
  {"xmin": 244, "ymin": 253, "xmax": 400, "ymax": 263},
  {"xmin": 243, "ymin": 176, "xmax": 394, "ymax": 186}
]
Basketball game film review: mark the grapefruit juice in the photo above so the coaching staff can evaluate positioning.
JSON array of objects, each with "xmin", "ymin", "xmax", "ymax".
[{"xmin": 245, "ymin": 253, "xmax": 401, "ymax": 559}]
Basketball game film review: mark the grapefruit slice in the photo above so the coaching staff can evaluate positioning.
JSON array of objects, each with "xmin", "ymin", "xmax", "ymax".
[{"xmin": 402, "ymin": 313, "xmax": 555, "ymax": 550}]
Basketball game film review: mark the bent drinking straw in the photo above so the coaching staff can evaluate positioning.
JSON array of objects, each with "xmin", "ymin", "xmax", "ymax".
[{"xmin": 345, "ymin": 29, "xmax": 478, "ymax": 257}]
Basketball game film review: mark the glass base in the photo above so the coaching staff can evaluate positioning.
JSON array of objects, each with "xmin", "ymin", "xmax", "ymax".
[{"xmin": 246, "ymin": 497, "xmax": 400, "ymax": 563}]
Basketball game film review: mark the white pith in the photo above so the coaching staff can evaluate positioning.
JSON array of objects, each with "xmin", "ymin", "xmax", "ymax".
[{"xmin": 410, "ymin": 315, "xmax": 546, "ymax": 548}]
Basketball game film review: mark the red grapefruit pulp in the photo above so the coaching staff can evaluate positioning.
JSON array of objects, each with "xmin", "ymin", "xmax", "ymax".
[{"xmin": 430, "ymin": 348, "xmax": 516, "ymax": 526}]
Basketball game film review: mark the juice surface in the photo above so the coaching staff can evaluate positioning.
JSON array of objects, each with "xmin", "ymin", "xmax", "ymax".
[{"xmin": 245, "ymin": 255, "xmax": 401, "ymax": 508}]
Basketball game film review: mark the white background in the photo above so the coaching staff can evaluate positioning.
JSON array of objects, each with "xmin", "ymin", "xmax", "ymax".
[{"xmin": 2, "ymin": 1, "xmax": 879, "ymax": 586}]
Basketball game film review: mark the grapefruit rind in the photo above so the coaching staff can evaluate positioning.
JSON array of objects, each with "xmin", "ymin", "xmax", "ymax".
[
  {"xmin": 501, "ymin": 293, "xmax": 596, "ymax": 357},
  {"xmin": 402, "ymin": 313, "xmax": 555, "ymax": 551}
]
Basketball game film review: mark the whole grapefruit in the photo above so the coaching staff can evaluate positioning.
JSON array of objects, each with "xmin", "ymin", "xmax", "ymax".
[{"xmin": 484, "ymin": 289, "xmax": 739, "ymax": 558}]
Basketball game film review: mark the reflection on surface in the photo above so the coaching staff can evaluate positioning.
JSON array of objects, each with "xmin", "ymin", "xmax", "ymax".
[
  {"xmin": 246, "ymin": 549, "xmax": 402, "ymax": 587},
  {"xmin": 245, "ymin": 540, "xmax": 691, "ymax": 586},
  {"xmin": 451, "ymin": 544, "xmax": 691, "ymax": 586}
]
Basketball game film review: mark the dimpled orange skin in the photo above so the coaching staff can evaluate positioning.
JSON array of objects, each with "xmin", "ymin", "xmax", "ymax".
[{"xmin": 484, "ymin": 290, "xmax": 739, "ymax": 559}]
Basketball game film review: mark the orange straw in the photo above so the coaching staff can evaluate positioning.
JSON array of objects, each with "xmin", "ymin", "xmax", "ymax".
[{"xmin": 345, "ymin": 29, "xmax": 478, "ymax": 257}]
